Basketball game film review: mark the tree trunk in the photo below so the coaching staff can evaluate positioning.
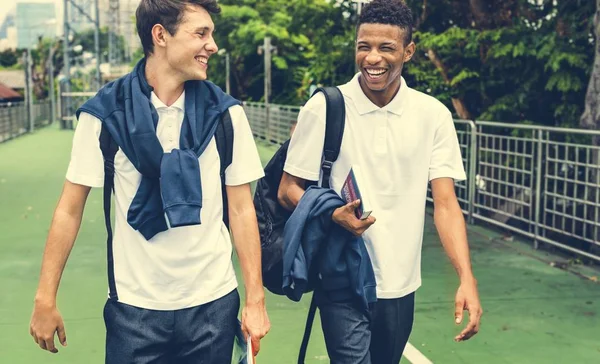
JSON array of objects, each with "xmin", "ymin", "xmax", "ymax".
[
  {"xmin": 469, "ymin": 0, "xmax": 490, "ymax": 28},
  {"xmin": 427, "ymin": 48, "xmax": 473, "ymax": 119},
  {"xmin": 580, "ymin": 0, "xmax": 600, "ymax": 252},
  {"xmin": 580, "ymin": 0, "xmax": 600, "ymax": 130}
]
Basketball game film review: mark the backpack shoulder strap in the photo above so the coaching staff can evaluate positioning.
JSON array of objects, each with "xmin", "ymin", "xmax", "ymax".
[
  {"xmin": 297, "ymin": 87, "xmax": 345, "ymax": 364},
  {"xmin": 99, "ymin": 123, "xmax": 119, "ymax": 300},
  {"xmin": 312, "ymin": 86, "xmax": 345, "ymax": 189},
  {"xmin": 215, "ymin": 109, "xmax": 235, "ymax": 227}
]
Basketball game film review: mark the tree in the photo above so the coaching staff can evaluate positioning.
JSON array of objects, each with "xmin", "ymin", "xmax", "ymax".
[
  {"xmin": 24, "ymin": 37, "xmax": 64, "ymax": 100},
  {"xmin": 0, "ymin": 49, "xmax": 20, "ymax": 68},
  {"xmin": 211, "ymin": 0, "xmax": 357, "ymax": 104},
  {"xmin": 581, "ymin": 0, "xmax": 600, "ymax": 131},
  {"xmin": 405, "ymin": 0, "xmax": 595, "ymax": 127}
]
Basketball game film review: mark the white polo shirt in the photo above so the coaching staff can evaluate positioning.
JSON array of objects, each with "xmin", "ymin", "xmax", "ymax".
[
  {"xmin": 284, "ymin": 74, "xmax": 466, "ymax": 299},
  {"xmin": 67, "ymin": 91, "xmax": 264, "ymax": 310}
]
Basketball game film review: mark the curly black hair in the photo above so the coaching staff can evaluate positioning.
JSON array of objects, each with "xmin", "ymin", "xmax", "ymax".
[{"xmin": 358, "ymin": 0, "xmax": 413, "ymax": 45}]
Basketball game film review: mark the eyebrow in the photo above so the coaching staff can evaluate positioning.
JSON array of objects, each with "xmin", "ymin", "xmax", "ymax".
[
  {"xmin": 357, "ymin": 41, "xmax": 396, "ymax": 46},
  {"xmin": 193, "ymin": 26, "xmax": 214, "ymax": 33}
]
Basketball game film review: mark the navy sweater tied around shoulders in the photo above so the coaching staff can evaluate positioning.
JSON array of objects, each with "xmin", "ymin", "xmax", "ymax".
[{"xmin": 77, "ymin": 58, "xmax": 239, "ymax": 240}]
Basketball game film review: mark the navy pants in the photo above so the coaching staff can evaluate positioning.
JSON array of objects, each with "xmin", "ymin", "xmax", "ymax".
[
  {"xmin": 104, "ymin": 289, "xmax": 240, "ymax": 364},
  {"xmin": 316, "ymin": 290, "xmax": 415, "ymax": 364}
]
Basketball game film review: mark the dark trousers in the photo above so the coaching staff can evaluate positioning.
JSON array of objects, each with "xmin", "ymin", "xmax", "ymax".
[
  {"xmin": 104, "ymin": 289, "xmax": 240, "ymax": 364},
  {"xmin": 315, "ymin": 290, "xmax": 415, "ymax": 364}
]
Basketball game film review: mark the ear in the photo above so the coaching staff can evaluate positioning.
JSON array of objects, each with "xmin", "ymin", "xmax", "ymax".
[
  {"xmin": 151, "ymin": 24, "xmax": 169, "ymax": 51},
  {"xmin": 403, "ymin": 41, "xmax": 416, "ymax": 62}
]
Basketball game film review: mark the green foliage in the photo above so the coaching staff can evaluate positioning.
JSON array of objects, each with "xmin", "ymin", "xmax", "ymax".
[
  {"xmin": 403, "ymin": 0, "xmax": 595, "ymax": 127},
  {"xmin": 0, "ymin": 49, "xmax": 20, "ymax": 68},
  {"xmin": 209, "ymin": 0, "xmax": 357, "ymax": 104},
  {"xmin": 128, "ymin": 0, "xmax": 596, "ymax": 126}
]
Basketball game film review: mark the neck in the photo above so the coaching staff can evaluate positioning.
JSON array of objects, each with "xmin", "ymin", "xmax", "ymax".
[
  {"xmin": 359, "ymin": 75, "xmax": 401, "ymax": 108},
  {"xmin": 145, "ymin": 55, "xmax": 185, "ymax": 107}
]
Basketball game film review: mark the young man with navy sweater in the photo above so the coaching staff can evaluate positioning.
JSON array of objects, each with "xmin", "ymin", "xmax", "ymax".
[
  {"xmin": 29, "ymin": 1, "xmax": 270, "ymax": 362},
  {"xmin": 279, "ymin": 0, "xmax": 482, "ymax": 363}
]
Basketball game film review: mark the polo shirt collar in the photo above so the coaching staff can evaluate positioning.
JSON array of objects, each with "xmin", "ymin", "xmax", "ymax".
[
  {"xmin": 345, "ymin": 73, "xmax": 409, "ymax": 116},
  {"xmin": 150, "ymin": 90, "xmax": 185, "ymax": 111}
]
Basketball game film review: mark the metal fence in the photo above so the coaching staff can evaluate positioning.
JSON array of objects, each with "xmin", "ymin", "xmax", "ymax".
[
  {"xmin": 244, "ymin": 102, "xmax": 600, "ymax": 263},
  {"xmin": 0, "ymin": 100, "xmax": 52, "ymax": 143},
  {"xmin": 59, "ymin": 90, "xmax": 97, "ymax": 130}
]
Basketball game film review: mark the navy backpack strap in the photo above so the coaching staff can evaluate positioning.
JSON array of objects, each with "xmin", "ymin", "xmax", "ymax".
[
  {"xmin": 99, "ymin": 123, "xmax": 119, "ymax": 300},
  {"xmin": 314, "ymin": 86, "xmax": 345, "ymax": 189},
  {"xmin": 215, "ymin": 109, "xmax": 234, "ymax": 227},
  {"xmin": 297, "ymin": 86, "xmax": 346, "ymax": 364}
]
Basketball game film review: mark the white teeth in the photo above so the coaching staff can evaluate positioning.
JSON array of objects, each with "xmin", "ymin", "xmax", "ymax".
[
  {"xmin": 366, "ymin": 69, "xmax": 386, "ymax": 76},
  {"xmin": 195, "ymin": 57, "xmax": 208, "ymax": 64}
]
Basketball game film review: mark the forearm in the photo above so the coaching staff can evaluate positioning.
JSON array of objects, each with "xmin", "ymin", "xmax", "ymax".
[
  {"xmin": 229, "ymin": 206, "xmax": 265, "ymax": 304},
  {"xmin": 433, "ymin": 199, "xmax": 474, "ymax": 281},
  {"xmin": 277, "ymin": 176, "xmax": 306, "ymax": 211},
  {"xmin": 35, "ymin": 208, "xmax": 84, "ymax": 305}
]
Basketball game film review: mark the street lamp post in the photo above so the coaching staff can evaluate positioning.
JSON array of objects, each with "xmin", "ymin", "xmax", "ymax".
[
  {"xmin": 257, "ymin": 37, "xmax": 277, "ymax": 140},
  {"xmin": 218, "ymin": 49, "xmax": 231, "ymax": 95},
  {"xmin": 48, "ymin": 46, "xmax": 56, "ymax": 124}
]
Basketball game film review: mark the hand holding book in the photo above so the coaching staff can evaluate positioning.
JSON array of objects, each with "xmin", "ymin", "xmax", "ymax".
[
  {"xmin": 333, "ymin": 165, "xmax": 376, "ymax": 236},
  {"xmin": 340, "ymin": 166, "xmax": 373, "ymax": 220}
]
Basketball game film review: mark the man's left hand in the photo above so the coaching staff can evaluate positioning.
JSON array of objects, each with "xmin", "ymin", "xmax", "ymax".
[
  {"xmin": 241, "ymin": 298, "xmax": 271, "ymax": 357},
  {"xmin": 454, "ymin": 278, "xmax": 482, "ymax": 342}
]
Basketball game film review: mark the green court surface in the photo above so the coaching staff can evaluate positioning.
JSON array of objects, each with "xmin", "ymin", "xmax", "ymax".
[{"xmin": 1, "ymin": 126, "xmax": 598, "ymax": 363}]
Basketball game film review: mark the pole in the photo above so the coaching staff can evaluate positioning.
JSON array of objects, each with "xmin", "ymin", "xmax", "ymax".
[
  {"xmin": 63, "ymin": 0, "xmax": 71, "ymax": 129},
  {"xmin": 225, "ymin": 52, "xmax": 231, "ymax": 95},
  {"xmin": 94, "ymin": 0, "xmax": 101, "ymax": 89},
  {"xmin": 264, "ymin": 36, "xmax": 271, "ymax": 139},
  {"xmin": 26, "ymin": 48, "xmax": 34, "ymax": 132},
  {"xmin": 49, "ymin": 46, "xmax": 56, "ymax": 124}
]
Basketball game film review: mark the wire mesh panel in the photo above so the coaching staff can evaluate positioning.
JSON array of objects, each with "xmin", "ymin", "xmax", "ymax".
[
  {"xmin": 473, "ymin": 122, "xmax": 537, "ymax": 237},
  {"xmin": 0, "ymin": 102, "xmax": 27, "ymax": 142},
  {"xmin": 243, "ymin": 102, "xmax": 268, "ymax": 141},
  {"xmin": 32, "ymin": 100, "xmax": 52, "ymax": 128},
  {"xmin": 540, "ymin": 130, "xmax": 600, "ymax": 258},
  {"xmin": 60, "ymin": 91, "xmax": 96, "ymax": 129},
  {"xmin": 266, "ymin": 104, "xmax": 300, "ymax": 144}
]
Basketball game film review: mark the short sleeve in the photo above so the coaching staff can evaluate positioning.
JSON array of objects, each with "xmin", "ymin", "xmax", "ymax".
[
  {"xmin": 224, "ymin": 105, "xmax": 265, "ymax": 186},
  {"xmin": 283, "ymin": 93, "xmax": 327, "ymax": 182},
  {"xmin": 66, "ymin": 112, "xmax": 105, "ymax": 187},
  {"xmin": 428, "ymin": 108, "xmax": 467, "ymax": 182}
]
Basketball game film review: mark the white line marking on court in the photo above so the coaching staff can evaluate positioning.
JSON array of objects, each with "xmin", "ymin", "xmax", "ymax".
[{"xmin": 403, "ymin": 342, "xmax": 433, "ymax": 364}]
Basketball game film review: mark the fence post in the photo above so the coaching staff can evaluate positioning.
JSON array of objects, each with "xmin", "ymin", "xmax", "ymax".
[
  {"xmin": 533, "ymin": 129, "xmax": 544, "ymax": 250},
  {"xmin": 467, "ymin": 120, "xmax": 477, "ymax": 224}
]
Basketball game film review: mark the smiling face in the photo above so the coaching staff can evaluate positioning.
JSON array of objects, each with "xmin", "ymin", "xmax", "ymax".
[
  {"xmin": 157, "ymin": 5, "xmax": 218, "ymax": 82},
  {"xmin": 355, "ymin": 23, "xmax": 415, "ymax": 105}
]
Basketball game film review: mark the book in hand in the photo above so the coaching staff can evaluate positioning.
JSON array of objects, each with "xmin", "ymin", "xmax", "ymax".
[{"xmin": 340, "ymin": 165, "xmax": 373, "ymax": 220}]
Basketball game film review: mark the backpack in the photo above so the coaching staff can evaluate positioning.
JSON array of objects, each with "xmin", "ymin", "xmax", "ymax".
[
  {"xmin": 99, "ymin": 111, "xmax": 234, "ymax": 300},
  {"xmin": 253, "ymin": 87, "xmax": 346, "ymax": 363}
]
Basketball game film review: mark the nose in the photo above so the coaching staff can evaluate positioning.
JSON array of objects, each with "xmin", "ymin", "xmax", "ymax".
[
  {"xmin": 205, "ymin": 35, "xmax": 218, "ymax": 55},
  {"xmin": 365, "ymin": 50, "xmax": 382, "ymax": 65}
]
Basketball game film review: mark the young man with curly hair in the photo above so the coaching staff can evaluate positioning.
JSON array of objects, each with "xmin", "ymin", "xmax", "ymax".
[{"xmin": 278, "ymin": 0, "xmax": 483, "ymax": 362}]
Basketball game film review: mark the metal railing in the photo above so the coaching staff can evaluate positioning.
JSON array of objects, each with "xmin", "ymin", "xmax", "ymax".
[
  {"xmin": 57, "ymin": 96, "xmax": 600, "ymax": 262},
  {"xmin": 244, "ymin": 102, "xmax": 300, "ymax": 144},
  {"xmin": 0, "ymin": 100, "xmax": 52, "ymax": 143},
  {"xmin": 244, "ymin": 102, "xmax": 600, "ymax": 262}
]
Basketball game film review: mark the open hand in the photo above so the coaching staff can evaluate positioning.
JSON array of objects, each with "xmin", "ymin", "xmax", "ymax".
[{"xmin": 454, "ymin": 278, "xmax": 483, "ymax": 342}]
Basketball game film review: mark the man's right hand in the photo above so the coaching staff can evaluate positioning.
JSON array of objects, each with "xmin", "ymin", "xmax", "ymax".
[
  {"xmin": 29, "ymin": 301, "xmax": 67, "ymax": 353},
  {"xmin": 332, "ymin": 199, "xmax": 376, "ymax": 236}
]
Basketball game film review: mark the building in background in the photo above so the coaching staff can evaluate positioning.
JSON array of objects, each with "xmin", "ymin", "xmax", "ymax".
[
  {"xmin": 99, "ymin": 0, "xmax": 140, "ymax": 62},
  {"xmin": 16, "ymin": 2, "xmax": 57, "ymax": 49},
  {"xmin": 0, "ymin": 13, "xmax": 15, "ymax": 40}
]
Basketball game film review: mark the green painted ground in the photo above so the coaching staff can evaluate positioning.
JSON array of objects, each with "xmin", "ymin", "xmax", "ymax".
[{"xmin": 0, "ymin": 127, "xmax": 598, "ymax": 363}]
